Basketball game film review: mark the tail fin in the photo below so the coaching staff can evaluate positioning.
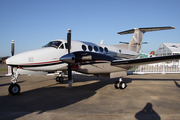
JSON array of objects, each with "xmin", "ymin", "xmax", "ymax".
[{"xmin": 117, "ymin": 26, "xmax": 175, "ymax": 53}]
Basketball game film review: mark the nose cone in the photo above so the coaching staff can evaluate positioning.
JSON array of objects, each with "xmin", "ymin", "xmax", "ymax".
[
  {"xmin": 6, "ymin": 57, "xmax": 10, "ymax": 65},
  {"xmin": 6, "ymin": 56, "xmax": 18, "ymax": 66},
  {"xmin": 6, "ymin": 47, "xmax": 57, "ymax": 66},
  {"xmin": 60, "ymin": 53, "xmax": 75, "ymax": 63}
]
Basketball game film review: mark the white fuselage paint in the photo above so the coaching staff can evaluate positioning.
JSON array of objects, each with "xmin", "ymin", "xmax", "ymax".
[{"xmin": 6, "ymin": 39, "xmax": 138, "ymax": 73}]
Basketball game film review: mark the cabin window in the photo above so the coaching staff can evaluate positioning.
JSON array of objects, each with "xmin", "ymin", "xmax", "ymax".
[
  {"xmin": 82, "ymin": 45, "xmax": 87, "ymax": 51},
  {"xmin": 99, "ymin": 47, "xmax": 103, "ymax": 52},
  {"xmin": 88, "ymin": 45, "xmax": 92, "ymax": 51},
  {"xmin": 94, "ymin": 46, "xmax": 98, "ymax": 52},
  {"xmin": 119, "ymin": 49, "xmax": 121, "ymax": 53},
  {"xmin": 104, "ymin": 47, "xmax": 108, "ymax": 53}
]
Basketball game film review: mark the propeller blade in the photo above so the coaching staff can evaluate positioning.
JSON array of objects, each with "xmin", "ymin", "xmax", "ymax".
[
  {"xmin": 11, "ymin": 40, "xmax": 15, "ymax": 56},
  {"xmin": 68, "ymin": 63, "xmax": 72, "ymax": 81},
  {"xmin": 67, "ymin": 29, "xmax": 71, "ymax": 54},
  {"xmin": 11, "ymin": 40, "xmax": 15, "ymax": 75},
  {"xmin": 67, "ymin": 29, "xmax": 72, "ymax": 88}
]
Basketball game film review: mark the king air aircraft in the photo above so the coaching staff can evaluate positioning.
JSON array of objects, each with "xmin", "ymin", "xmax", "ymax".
[{"xmin": 6, "ymin": 26, "xmax": 180, "ymax": 95}]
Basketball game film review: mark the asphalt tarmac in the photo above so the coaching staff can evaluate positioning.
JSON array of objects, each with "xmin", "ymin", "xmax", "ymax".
[{"xmin": 0, "ymin": 65, "xmax": 180, "ymax": 120}]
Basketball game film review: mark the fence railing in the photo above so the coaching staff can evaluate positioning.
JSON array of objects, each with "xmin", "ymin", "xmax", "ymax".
[{"xmin": 127, "ymin": 61, "xmax": 180, "ymax": 74}]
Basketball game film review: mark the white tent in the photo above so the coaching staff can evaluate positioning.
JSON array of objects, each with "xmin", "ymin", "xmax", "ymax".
[{"xmin": 155, "ymin": 43, "xmax": 180, "ymax": 56}]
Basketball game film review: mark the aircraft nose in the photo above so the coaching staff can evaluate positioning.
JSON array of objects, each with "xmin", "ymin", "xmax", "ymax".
[
  {"xmin": 6, "ymin": 57, "xmax": 12, "ymax": 65},
  {"xmin": 60, "ymin": 53, "xmax": 75, "ymax": 63},
  {"xmin": 6, "ymin": 56, "xmax": 18, "ymax": 66}
]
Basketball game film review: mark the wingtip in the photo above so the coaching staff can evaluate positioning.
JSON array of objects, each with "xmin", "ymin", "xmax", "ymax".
[{"xmin": 171, "ymin": 26, "xmax": 175, "ymax": 29}]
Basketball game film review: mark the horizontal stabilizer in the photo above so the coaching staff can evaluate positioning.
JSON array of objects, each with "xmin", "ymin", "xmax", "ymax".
[{"xmin": 118, "ymin": 26, "xmax": 175, "ymax": 35}]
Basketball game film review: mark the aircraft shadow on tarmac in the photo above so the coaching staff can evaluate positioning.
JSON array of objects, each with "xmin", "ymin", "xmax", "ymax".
[
  {"xmin": 0, "ymin": 76, "xmax": 179, "ymax": 119},
  {"xmin": 0, "ymin": 81, "xmax": 25, "ymax": 87},
  {"xmin": 135, "ymin": 103, "xmax": 161, "ymax": 120},
  {"xmin": 123, "ymin": 77, "xmax": 180, "ymax": 88},
  {"xmin": 174, "ymin": 80, "xmax": 180, "ymax": 88},
  {"xmin": 0, "ymin": 78, "xmax": 114, "ymax": 120}
]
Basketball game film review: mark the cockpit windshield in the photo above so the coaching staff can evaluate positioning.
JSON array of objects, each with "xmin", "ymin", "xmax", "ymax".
[{"xmin": 44, "ymin": 41, "xmax": 62, "ymax": 48}]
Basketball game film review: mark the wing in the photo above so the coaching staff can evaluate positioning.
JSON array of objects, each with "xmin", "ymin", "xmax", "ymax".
[{"xmin": 111, "ymin": 54, "xmax": 180, "ymax": 67}]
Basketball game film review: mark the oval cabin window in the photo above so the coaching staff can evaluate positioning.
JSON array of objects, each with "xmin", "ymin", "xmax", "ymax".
[{"xmin": 82, "ymin": 45, "xmax": 87, "ymax": 51}]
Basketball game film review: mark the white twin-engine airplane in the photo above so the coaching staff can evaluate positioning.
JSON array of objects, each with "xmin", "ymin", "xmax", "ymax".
[{"xmin": 6, "ymin": 26, "xmax": 180, "ymax": 95}]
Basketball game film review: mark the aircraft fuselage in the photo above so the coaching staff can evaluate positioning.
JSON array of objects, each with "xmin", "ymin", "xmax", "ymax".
[{"xmin": 6, "ymin": 39, "xmax": 138, "ymax": 74}]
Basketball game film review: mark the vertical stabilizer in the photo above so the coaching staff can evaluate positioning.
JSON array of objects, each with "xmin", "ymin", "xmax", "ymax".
[
  {"xmin": 128, "ymin": 28, "xmax": 144, "ymax": 53},
  {"xmin": 117, "ymin": 26, "xmax": 175, "ymax": 53}
]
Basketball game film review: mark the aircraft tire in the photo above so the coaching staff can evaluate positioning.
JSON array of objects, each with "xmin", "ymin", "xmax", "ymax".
[
  {"xmin": 59, "ymin": 77, "xmax": 64, "ymax": 83},
  {"xmin": 119, "ymin": 82, "xmax": 126, "ymax": 89},
  {"xmin": 56, "ymin": 77, "xmax": 64, "ymax": 83},
  {"xmin": 114, "ymin": 81, "xmax": 120, "ymax": 89},
  {"xmin": 8, "ymin": 83, "xmax": 21, "ymax": 95},
  {"xmin": 56, "ymin": 77, "xmax": 60, "ymax": 82}
]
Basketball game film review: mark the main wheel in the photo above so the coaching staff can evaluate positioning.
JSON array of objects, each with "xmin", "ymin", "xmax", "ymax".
[
  {"xmin": 119, "ymin": 82, "xmax": 126, "ymax": 89},
  {"xmin": 8, "ymin": 83, "xmax": 21, "ymax": 95},
  {"xmin": 59, "ymin": 77, "xmax": 64, "ymax": 83},
  {"xmin": 56, "ymin": 76, "xmax": 60, "ymax": 82},
  {"xmin": 114, "ymin": 81, "xmax": 120, "ymax": 89},
  {"xmin": 56, "ymin": 77, "xmax": 64, "ymax": 83}
]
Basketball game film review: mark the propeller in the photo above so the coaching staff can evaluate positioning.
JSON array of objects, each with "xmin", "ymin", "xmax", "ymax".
[
  {"xmin": 11, "ymin": 40, "xmax": 15, "ymax": 75},
  {"xmin": 67, "ymin": 29, "xmax": 73, "ymax": 88}
]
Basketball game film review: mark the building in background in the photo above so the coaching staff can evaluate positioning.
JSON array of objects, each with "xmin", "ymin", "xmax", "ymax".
[{"xmin": 155, "ymin": 43, "xmax": 180, "ymax": 56}]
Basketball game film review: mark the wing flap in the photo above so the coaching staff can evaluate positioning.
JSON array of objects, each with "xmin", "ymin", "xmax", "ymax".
[{"xmin": 111, "ymin": 54, "xmax": 180, "ymax": 67}]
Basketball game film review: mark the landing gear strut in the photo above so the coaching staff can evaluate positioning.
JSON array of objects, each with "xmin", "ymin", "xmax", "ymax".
[{"xmin": 114, "ymin": 78, "xmax": 126, "ymax": 89}]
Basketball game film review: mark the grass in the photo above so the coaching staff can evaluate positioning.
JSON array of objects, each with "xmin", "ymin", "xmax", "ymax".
[{"xmin": 0, "ymin": 68, "xmax": 8, "ymax": 72}]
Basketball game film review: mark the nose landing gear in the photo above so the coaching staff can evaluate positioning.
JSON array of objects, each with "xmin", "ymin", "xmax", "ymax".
[{"xmin": 8, "ymin": 68, "xmax": 21, "ymax": 95}]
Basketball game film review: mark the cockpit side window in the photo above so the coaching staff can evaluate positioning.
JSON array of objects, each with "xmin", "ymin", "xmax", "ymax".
[
  {"xmin": 44, "ymin": 41, "xmax": 62, "ymax": 48},
  {"xmin": 59, "ymin": 44, "xmax": 64, "ymax": 49}
]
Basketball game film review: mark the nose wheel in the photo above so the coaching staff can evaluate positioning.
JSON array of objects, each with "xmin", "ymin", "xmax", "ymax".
[
  {"xmin": 114, "ymin": 78, "xmax": 126, "ymax": 89},
  {"xmin": 8, "ymin": 83, "xmax": 21, "ymax": 95}
]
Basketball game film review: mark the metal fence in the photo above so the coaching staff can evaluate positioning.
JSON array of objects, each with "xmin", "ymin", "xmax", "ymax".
[{"xmin": 128, "ymin": 60, "xmax": 180, "ymax": 74}]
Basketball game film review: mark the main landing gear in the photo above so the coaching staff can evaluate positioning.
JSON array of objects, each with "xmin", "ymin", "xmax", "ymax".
[
  {"xmin": 56, "ymin": 76, "xmax": 64, "ymax": 83},
  {"xmin": 114, "ymin": 78, "xmax": 127, "ymax": 89},
  {"xmin": 56, "ymin": 73, "xmax": 64, "ymax": 83}
]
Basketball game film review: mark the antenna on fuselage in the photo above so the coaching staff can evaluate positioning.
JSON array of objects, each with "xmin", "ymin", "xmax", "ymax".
[{"xmin": 100, "ymin": 39, "xmax": 103, "ymax": 44}]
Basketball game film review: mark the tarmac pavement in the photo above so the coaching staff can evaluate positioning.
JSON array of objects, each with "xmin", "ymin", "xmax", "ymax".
[{"xmin": 0, "ymin": 66, "xmax": 180, "ymax": 120}]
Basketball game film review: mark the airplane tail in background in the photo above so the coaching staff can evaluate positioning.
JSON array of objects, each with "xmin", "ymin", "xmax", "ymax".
[{"xmin": 117, "ymin": 26, "xmax": 175, "ymax": 53}]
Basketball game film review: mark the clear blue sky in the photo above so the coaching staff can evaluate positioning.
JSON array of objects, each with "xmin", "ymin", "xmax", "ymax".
[{"xmin": 0, "ymin": 0, "xmax": 180, "ymax": 56}]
